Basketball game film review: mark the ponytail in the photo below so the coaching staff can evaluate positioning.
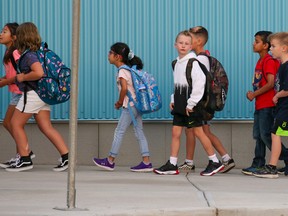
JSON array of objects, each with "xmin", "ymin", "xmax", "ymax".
[{"xmin": 110, "ymin": 42, "xmax": 143, "ymax": 69}]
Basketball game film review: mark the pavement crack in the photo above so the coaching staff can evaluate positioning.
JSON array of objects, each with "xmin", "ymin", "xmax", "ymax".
[{"xmin": 185, "ymin": 173, "xmax": 211, "ymax": 207}]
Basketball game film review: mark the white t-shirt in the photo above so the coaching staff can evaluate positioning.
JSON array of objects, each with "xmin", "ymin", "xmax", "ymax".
[{"xmin": 117, "ymin": 68, "xmax": 136, "ymax": 108}]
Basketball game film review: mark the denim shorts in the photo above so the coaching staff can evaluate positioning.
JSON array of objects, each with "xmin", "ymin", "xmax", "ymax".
[
  {"xmin": 10, "ymin": 93, "xmax": 22, "ymax": 105},
  {"xmin": 272, "ymin": 118, "xmax": 288, "ymax": 136}
]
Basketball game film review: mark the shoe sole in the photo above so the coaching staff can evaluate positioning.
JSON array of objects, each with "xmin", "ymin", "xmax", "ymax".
[
  {"xmin": 220, "ymin": 163, "xmax": 235, "ymax": 173},
  {"xmin": 179, "ymin": 168, "xmax": 195, "ymax": 173},
  {"xmin": 200, "ymin": 165, "xmax": 225, "ymax": 176},
  {"xmin": 93, "ymin": 159, "xmax": 114, "ymax": 171},
  {"xmin": 130, "ymin": 168, "xmax": 153, "ymax": 172},
  {"xmin": 53, "ymin": 165, "xmax": 68, "ymax": 172},
  {"xmin": 0, "ymin": 164, "xmax": 10, "ymax": 169},
  {"xmin": 241, "ymin": 170, "xmax": 253, "ymax": 176},
  {"xmin": 153, "ymin": 169, "xmax": 179, "ymax": 175},
  {"xmin": 5, "ymin": 165, "xmax": 33, "ymax": 172},
  {"xmin": 253, "ymin": 173, "xmax": 279, "ymax": 179}
]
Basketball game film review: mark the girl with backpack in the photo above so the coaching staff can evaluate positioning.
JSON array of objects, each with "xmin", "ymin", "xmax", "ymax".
[
  {"xmin": 93, "ymin": 42, "xmax": 153, "ymax": 172},
  {"xmin": 0, "ymin": 22, "xmax": 35, "ymax": 169},
  {"xmin": 5, "ymin": 22, "xmax": 69, "ymax": 172}
]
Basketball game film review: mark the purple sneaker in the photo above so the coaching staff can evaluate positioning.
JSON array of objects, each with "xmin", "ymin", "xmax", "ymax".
[
  {"xmin": 93, "ymin": 158, "xmax": 115, "ymax": 171},
  {"xmin": 130, "ymin": 161, "xmax": 153, "ymax": 172}
]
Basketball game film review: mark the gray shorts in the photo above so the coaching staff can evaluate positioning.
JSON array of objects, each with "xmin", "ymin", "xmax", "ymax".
[{"xmin": 10, "ymin": 93, "xmax": 22, "ymax": 106}]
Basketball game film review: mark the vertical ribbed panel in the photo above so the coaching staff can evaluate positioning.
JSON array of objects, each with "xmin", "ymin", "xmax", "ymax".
[{"xmin": 0, "ymin": 0, "xmax": 288, "ymax": 120}]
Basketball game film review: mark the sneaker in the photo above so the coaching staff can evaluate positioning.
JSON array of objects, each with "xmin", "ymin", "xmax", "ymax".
[
  {"xmin": 0, "ymin": 151, "xmax": 35, "ymax": 169},
  {"xmin": 5, "ymin": 157, "xmax": 33, "ymax": 172},
  {"xmin": 29, "ymin": 151, "xmax": 36, "ymax": 159},
  {"xmin": 178, "ymin": 162, "xmax": 195, "ymax": 172},
  {"xmin": 93, "ymin": 157, "xmax": 115, "ymax": 171},
  {"xmin": 130, "ymin": 161, "xmax": 153, "ymax": 172},
  {"xmin": 53, "ymin": 157, "xmax": 68, "ymax": 172},
  {"xmin": 219, "ymin": 158, "xmax": 235, "ymax": 173},
  {"xmin": 200, "ymin": 160, "xmax": 224, "ymax": 176},
  {"xmin": 277, "ymin": 167, "xmax": 285, "ymax": 175},
  {"xmin": 153, "ymin": 160, "xmax": 179, "ymax": 175},
  {"xmin": 253, "ymin": 165, "xmax": 279, "ymax": 179},
  {"xmin": 0, "ymin": 154, "xmax": 21, "ymax": 169},
  {"xmin": 241, "ymin": 166, "xmax": 261, "ymax": 176}
]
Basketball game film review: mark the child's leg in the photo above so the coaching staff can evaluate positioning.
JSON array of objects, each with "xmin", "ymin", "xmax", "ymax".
[
  {"xmin": 109, "ymin": 108, "xmax": 132, "ymax": 162},
  {"xmin": 34, "ymin": 110, "xmax": 69, "ymax": 155},
  {"xmin": 269, "ymin": 133, "xmax": 282, "ymax": 166},
  {"xmin": 203, "ymin": 124, "xmax": 227, "ymax": 156},
  {"xmin": 133, "ymin": 109, "xmax": 150, "ymax": 163},
  {"xmin": 170, "ymin": 126, "xmax": 183, "ymax": 158},
  {"xmin": 184, "ymin": 128, "xmax": 196, "ymax": 160},
  {"xmin": 11, "ymin": 109, "xmax": 33, "ymax": 156},
  {"xmin": 193, "ymin": 126, "xmax": 215, "ymax": 157}
]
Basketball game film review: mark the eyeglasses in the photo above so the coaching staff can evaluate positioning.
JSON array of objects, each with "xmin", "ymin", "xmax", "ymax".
[{"xmin": 108, "ymin": 50, "xmax": 117, "ymax": 55}]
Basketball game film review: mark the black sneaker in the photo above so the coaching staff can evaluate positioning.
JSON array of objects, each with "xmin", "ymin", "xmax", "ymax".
[
  {"xmin": 178, "ymin": 162, "xmax": 195, "ymax": 172},
  {"xmin": 253, "ymin": 165, "xmax": 279, "ymax": 179},
  {"xmin": 219, "ymin": 158, "xmax": 235, "ymax": 173},
  {"xmin": 153, "ymin": 160, "xmax": 179, "ymax": 175},
  {"xmin": 200, "ymin": 160, "xmax": 224, "ymax": 176},
  {"xmin": 0, "ymin": 151, "xmax": 35, "ymax": 169},
  {"xmin": 53, "ymin": 157, "xmax": 68, "ymax": 172},
  {"xmin": 5, "ymin": 157, "xmax": 33, "ymax": 172}
]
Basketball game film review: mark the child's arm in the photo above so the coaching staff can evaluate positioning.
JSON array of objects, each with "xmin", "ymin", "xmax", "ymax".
[
  {"xmin": 115, "ymin": 77, "xmax": 127, "ymax": 109},
  {"xmin": 186, "ymin": 61, "xmax": 206, "ymax": 114},
  {"xmin": 16, "ymin": 62, "xmax": 44, "ymax": 82},
  {"xmin": 247, "ymin": 73, "xmax": 274, "ymax": 101},
  {"xmin": 273, "ymin": 90, "xmax": 288, "ymax": 104},
  {"xmin": 0, "ymin": 76, "xmax": 16, "ymax": 87}
]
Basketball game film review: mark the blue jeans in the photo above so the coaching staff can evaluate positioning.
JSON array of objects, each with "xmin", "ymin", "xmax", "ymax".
[
  {"xmin": 109, "ymin": 106, "xmax": 150, "ymax": 158},
  {"xmin": 252, "ymin": 107, "xmax": 288, "ymax": 167}
]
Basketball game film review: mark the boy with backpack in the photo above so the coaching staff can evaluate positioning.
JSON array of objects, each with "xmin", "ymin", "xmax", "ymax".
[
  {"xmin": 153, "ymin": 30, "xmax": 224, "ymax": 176},
  {"xmin": 178, "ymin": 26, "xmax": 235, "ymax": 173},
  {"xmin": 242, "ymin": 31, "xmax": 288, "ymax": 176}
]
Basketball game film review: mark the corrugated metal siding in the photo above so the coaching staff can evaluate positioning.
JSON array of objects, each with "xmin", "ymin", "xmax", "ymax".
[{"xmin": 0, "ymin": 0, "xmax": 287, "ymax": 120}]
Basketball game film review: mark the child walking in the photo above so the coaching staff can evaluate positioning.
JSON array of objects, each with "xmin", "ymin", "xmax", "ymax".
[
  {"xmin": 93, "ymin": 42, "xmax": 153, "ymax": 172},
  {"xmin": 178, "ymin": 26, "xmax": 235, "ymax": 173},
  {"xmin": 242, "ymin": 31, "xmax": 288, "ymax": 176},
  {"xmin": 153, "ymin": 30, "xmax": 224, "ymax": 176},
  {"xmin": 0, "ymin": 22, "xmax": 35, "ymax": 169},
  {"xmin": 5, "ymin": 22, "xmax": 69, "ymax": 172},
  {"xmin": 253, "ymin": 32, "xmax": 288, "ymax": 178}
]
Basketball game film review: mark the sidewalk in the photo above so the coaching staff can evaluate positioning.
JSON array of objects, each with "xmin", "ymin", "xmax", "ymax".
[{"xmin": 0, "ymin": 165, "xmax": 288, "ymax": 216}]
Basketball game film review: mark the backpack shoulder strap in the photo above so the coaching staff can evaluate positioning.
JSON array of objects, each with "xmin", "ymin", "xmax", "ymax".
[
  {"xmin": 172, "ymin": 59, "xmax": 177, "ymax": 71},
  {"xmin": 9, "ymin": 55, "xmax": 17, "ymax": 72}
]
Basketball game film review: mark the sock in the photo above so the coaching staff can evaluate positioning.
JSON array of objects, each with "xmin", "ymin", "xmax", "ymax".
[
  {"xmin": 222, "ymin": 154, "xmax": 231, "ymax": 162},
  {"xmin": 143, "ymin": 161, "xmax": 150, "ymax": 165},
  {"xmin": 185, "ymin": 159, "xmax": 194, "ymax": 165},
  {"xmin": 61, "ymin": 153, "xmax": 69, "ymax": 161},
  {"xmin": 170, "ymin": 156, "xmax": 178, "ymax": 166},
  {"xmin": 208, "ymin": 154, "xmax": 219, "ymax": 163}
]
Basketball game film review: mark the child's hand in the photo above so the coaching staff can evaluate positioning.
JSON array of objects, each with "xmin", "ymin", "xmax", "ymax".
[
  {"xmin": 114, "ymin": 101, "xmax": 123, "ymax": 110},
  {"xmin": 273, "ymin": 95, "xmax": 278, "ymax": 104},
  {"xmin": 246, "ymin": 91, "xmax": 254, "ymax": 101},
  {"xmin": 16, "ymin": 73, "xmax": 25, "ymax": 82},
  {"xmin": 169, "ymin": 103, "xmax": 174, "ymax": 110},
  {"xmin": 0, "ymin": 79, "xmax": 5, "ymax": 87},
  {"xmin": 186, "ymin": 108, "xmax": 193, "ymax": 116}
]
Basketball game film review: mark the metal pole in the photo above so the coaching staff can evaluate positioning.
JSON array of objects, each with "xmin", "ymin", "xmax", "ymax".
[{"xmin": 67, "ymin": 0, "xmax": 80, "ymax": 209}]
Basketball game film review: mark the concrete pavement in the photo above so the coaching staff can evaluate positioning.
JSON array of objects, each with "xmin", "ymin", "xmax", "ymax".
[{"xmin": 0, "ymin": 165, "xmax": 288, "ymax": 216}]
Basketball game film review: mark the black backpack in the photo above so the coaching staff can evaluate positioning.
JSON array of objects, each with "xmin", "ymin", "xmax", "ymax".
[{"xmin": 172, "ymin": 54, "xmax": 228, "ymax": 120}]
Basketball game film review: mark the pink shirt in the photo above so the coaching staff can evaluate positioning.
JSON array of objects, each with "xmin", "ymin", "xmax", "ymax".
[
  {"xmin": 117, "ymin": 68, "xmax": 136, "ymax": 108},
  {"xmin": 4, "ymin": 50, "xmax": 21, "ymax": 94}
]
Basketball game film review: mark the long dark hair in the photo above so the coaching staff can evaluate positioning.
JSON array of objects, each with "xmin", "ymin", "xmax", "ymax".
[
  {"xmin": 2, "ymin": 22, "xmax": 19, "ymax": 64},
  {"xmin": 110, "ymin": 42, "xmax": 143, "ymax": 70}
]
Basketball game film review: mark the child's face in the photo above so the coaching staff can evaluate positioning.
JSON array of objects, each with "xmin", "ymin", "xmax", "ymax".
[
  {"xmin": 253, "ymin": 35, "xmax": 267, "ymax": 53},
  {"xmin": 108, "ymin": 50, "xmax": 122, "ymax": 65},
  {"xmin": 174, "ymin": 35, "xmax": 192, "ymax": 58},
  {"xmin": 270, "ymin": 39, "xmax": 285, "ymax": 60},
  {"xmin": 0, "ymin": 26, "xmax": 13, "ymax": 46}
]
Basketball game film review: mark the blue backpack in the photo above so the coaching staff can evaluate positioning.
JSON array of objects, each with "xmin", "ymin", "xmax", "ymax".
[
  {"xmin": 119, "ymin": 65, "xmax": 162, "ymax": 115},
  {"xmin": 18, "ymin": 42, "xmax": 71, "ymax": 106}
]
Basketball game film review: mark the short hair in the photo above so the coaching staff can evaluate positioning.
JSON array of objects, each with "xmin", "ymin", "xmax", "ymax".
[
  {"xmin": 189, "ymin": 26, "xmax": 209, "ymax": 44},
  {"xmin": 268, "ymin": 32, "xmax": 288, "ymax": 46},
  {"xmin": 255, "ymin": 31, "xmax": 273, "ymax": 49},
  {"xmin": 175, "ymin": 30, "xmax": 191, "ymax": 42}
]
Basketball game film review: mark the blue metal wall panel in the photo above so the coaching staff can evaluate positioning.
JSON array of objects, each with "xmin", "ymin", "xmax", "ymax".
[{"xmin": 0, "ymin": 0, "xmax": 287, "ymax": 120}]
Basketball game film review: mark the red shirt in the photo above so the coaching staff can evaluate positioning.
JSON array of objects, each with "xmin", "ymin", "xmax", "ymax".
[{"xmin": 253, "ymin": 54, "xmax": 280, "ymax": 110}]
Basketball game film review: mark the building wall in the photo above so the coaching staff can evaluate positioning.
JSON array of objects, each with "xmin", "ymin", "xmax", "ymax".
[
  {"xmin": 1, "ymin": 0, "xmax": 288, "ymax": 121},
  {"xmin": 0, "ymin": 121, "xmax": 282, "ymax": 169}
]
